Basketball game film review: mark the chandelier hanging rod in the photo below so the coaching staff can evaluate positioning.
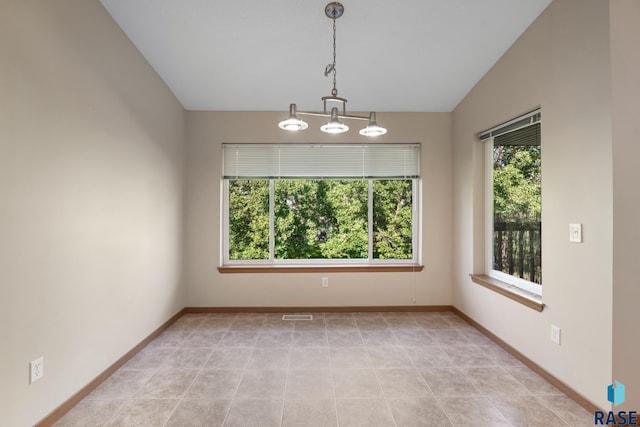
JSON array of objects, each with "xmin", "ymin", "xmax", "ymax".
[{"xmin": 292, "ymin": 107, "xmax": 369, "ymax": 122}]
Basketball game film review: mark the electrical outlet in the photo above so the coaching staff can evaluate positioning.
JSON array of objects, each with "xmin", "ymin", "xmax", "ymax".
[
  {"xmin": 550, "ymin": 325, "xmax": 561, "ymax": 345},
  {"xmin": 322, "ymin": 277, "xmax": 329, "ymax": 288},
  {"xmin": 411, "ymin": 297, "xmax": 417, "ymax": 304},
  {"xmin": 30, "ymin": 357, "xmax": 43, "ymax": 384}
]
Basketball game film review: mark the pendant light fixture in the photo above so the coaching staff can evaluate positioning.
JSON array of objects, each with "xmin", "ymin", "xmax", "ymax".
[{"xmin": 278, "ymin": 2, "xmax": 387, "ymax": 137}]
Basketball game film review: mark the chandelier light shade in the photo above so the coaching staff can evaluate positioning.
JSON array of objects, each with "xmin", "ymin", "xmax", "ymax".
[
  {"xmin": 359, "ymin": 112, "xmax": 388, "ymax": 136},
  {"xmin": 319, "ymin": 107, "xmax": 349, "ymax": 134},
  {"xmin": 278, "ymin": 2, "xmax": 387, "ymax": 137},
  {"xmin": 278, "ymin": 104, "xmax": 308, "ymax": 131}
]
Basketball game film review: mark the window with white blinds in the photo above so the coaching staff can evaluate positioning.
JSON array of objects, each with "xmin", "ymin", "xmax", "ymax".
[
  {"xmin": 221, "ymin": 143, "xmax": 421, "ymax": 265},
  {"xmin": 480, "ymin": 109, "xmax": 542, "ymax": 297},
  {"xmin": 223, "ymin": 143, "xmax": 420, "ymax": 179}
]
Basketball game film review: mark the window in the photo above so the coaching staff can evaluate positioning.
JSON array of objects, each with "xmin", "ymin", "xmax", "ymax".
[
  {"xmin": 222, "ymin": 143, "xmax": 420, "ymax": 265},
  {"xmin": 481, "ymin": 110, "xmax": 541, "ymax": 295}
]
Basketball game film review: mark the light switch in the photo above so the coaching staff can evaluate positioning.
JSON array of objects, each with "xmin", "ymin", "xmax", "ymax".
[{"xmin": 569, "ymin": 223, "xmax": 582, "ymax": 243}]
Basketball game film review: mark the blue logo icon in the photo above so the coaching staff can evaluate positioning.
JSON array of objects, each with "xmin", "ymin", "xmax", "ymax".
[{"xmin": 608, "ymin": 381, "xmax": 625, "ymax": 406}]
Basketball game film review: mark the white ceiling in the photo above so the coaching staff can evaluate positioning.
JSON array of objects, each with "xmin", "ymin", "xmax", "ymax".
[{"xmin": 99, "ymin": 0, "xmax": 551, "ymax": 112}]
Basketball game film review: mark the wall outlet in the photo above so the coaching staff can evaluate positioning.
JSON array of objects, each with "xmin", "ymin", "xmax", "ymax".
[
  {"xmin": 322, "ymin": 277, "xmax": 329, "ymax": 288},
  {"xmin": 30, "ymin": 357, "xmax": 43, "ymax": 384},
  {"xmin": 411, "ymin": 297, "xmax": 417, "ymax": 304},
  {"xmin": 550, "ymin": 325, "xmax": 561, "ymax": 345}
]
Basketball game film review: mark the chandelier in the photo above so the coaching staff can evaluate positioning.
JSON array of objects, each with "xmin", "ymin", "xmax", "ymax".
[{"xmin": 278, "ymin": 2, "xmax": 387, "ymax": 137}]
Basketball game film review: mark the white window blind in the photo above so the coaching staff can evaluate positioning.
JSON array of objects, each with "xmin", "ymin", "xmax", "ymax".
[
  {"xmin": 223, "ymin": 143, "xmax": 420, "ymax": 179},
  {"xmin": 479, "ymin": 109, "xmax": 541, "ymax": 142}
]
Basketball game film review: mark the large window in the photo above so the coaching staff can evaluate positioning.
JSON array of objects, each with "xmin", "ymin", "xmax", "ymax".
[
  {"xmin": 222, "ymin": 144, "xmax": 420, "ymax": 265},
  {"xmin": 481, "ymin": 110, "xmax": 541, "ymax": 295}
]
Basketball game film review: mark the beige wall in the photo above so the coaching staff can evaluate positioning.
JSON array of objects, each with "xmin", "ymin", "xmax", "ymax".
[
  {"xmin": 184, "ymin": 112, "xmax": 453, "ymax": 308},
  {"xmin": 452, "ymin": 0, "xmax": 613, "ymax": 408},
  {"xmin": 611, "ymin": 0, "xmax": 640, "ymax": 411},
  {"xmin": 0, "ymin": 1, "xmax": 186, "ymax": 425}
]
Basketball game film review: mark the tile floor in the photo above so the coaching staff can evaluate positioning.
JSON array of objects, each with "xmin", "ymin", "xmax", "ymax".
[{"xmin": 54, "ymin": 311, "xmax": 595, "ymax": 426}]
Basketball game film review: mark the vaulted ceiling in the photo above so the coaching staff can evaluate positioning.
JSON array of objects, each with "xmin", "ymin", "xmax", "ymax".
[{"xmin": 100, "ymin": 0, "xmax": 551, "ymax": 112}]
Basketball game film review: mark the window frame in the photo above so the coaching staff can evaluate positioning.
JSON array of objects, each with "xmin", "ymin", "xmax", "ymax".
[
  {"xmin": 221, "ymin": 177, "xmax": 420, "ymax": 267},
  {"xmin": 483, "ymin": 111, "xmax": 542, "ymax": 297}
]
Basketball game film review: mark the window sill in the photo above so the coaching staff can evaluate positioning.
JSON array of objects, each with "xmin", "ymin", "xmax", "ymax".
[
  {"xmin": 469, "ymin": 274, "xmax": 544, "ymax": 312},
  {"xmin": 218, "ymin": 264, "xmax": 424, "ymax": 274}
]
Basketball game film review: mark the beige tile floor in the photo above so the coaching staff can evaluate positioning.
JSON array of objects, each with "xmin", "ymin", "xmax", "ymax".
[{"xmin": 54, "ymin": 311, "xmax": 595, "ymax": 426}]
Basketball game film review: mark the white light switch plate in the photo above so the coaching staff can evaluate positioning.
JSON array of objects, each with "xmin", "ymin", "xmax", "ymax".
[{"xmin": 569, "ymin": 223, "xmax": 582, "ymax": 243}]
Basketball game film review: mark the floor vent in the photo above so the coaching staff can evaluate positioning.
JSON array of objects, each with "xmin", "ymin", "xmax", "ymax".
[{"xmin": 282, "ymin": 314, "xmax": 313, "ymax": 321}]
